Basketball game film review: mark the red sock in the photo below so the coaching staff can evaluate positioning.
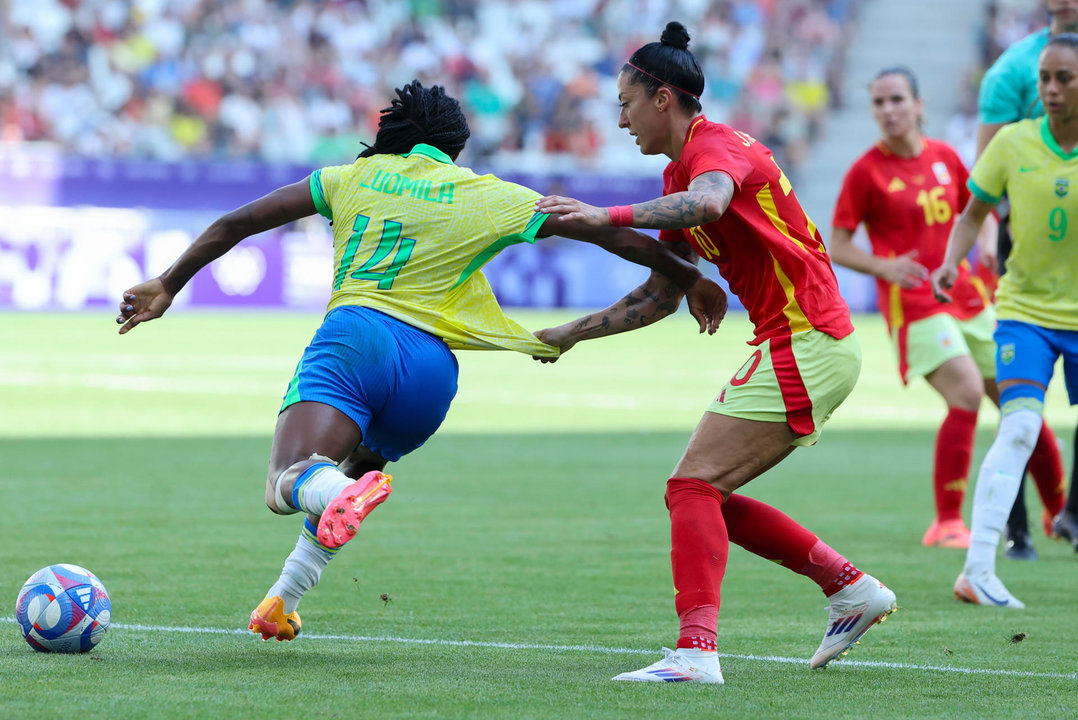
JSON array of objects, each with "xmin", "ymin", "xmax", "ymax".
[
  {"xmin": 933, "ymin": 407, "xmax": 977, "ymax": 523},
  {"xmin": 675, "ymin": 604, "xmax": 718, "ymax": 651},
  {"xmin": 1028, "ymin": 422, "xmax": 1066, "ymax": 518},
  {"xmin": 666, "ymin": 477, "xmax": 727, "ymax": 645},
  {"xmin": 722, "ymin": 493, "xmax": 862, "ymax": 596}
]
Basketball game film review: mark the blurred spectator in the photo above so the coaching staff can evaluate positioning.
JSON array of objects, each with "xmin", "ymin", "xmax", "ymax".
[
  {"xmin": 948, "ymin": 1, "xmax": 1047, "ymax": 167},
  {"xmin": 0, "ymin": 0, "xmax": 859, "ymax": 176}
]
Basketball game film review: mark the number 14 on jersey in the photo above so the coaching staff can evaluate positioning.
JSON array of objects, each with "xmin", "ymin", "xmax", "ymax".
[{"xmin": 333, "ymin": 213, "xmax": 416, "ymax": 290}]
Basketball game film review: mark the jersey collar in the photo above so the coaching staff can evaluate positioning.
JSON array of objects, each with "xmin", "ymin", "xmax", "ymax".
[
  {"xmin": 1040, "ymin": 116, "xmax": 1078, "ymax": 160},
  {"xmin": 685, "ymin": 115, "xmax": 707, "ymax": 145},
  {"xmin": 403, "ymin": 143, "xmax": 455, "ymax": 164},
  {"xmin": 876, "ymin": 137, "xmax": 926, "ymax": 158}
]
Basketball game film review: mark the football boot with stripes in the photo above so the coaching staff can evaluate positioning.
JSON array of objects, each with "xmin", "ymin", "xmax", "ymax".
[
  {"xmin": 612, "ymin": 647, "xmax": 724, "ymax": 684},
  {"xmin": 954, "ymin": 569, "xmax": 1025, "ymax": 609},
  {"xmin": 810, "ymin": 573, "xmax": 897, "ymax": 669}
]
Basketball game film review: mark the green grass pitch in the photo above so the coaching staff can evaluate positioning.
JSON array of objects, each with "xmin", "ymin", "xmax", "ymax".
[{"xmin": 1, "ymin": 310, "xmax": 1076, "ymax": 719}]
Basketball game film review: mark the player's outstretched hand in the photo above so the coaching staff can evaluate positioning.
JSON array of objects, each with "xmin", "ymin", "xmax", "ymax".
[
  {"xmin": 929, "ymin": 263, "xmax": 957, "ymax": 304},
  {"xmin": 532, "ymin": 326, "xmax": 577, "ymax": 363},
  {"xmin": 880, "ymin": 250, "xmax": 928, "ymax": 289},
  {"xmin": 686, "ymin": 276, "xmax": 726, "ymax": 334},
  {"xmin": 534, "ymin": 195, "xmax": 608, "ymax": 226},
  {"xmin": 116, "ymin": 278, "xmax": 174, "ymax": 335}
]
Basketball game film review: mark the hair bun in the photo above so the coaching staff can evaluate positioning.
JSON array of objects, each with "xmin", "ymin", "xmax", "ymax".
[{"xmin": 660, "ymin": 21, "xmax": 690, "ymax": 50}]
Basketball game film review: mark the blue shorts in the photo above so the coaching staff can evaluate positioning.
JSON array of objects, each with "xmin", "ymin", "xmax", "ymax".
[
  {"xmin": 280, "ymin": 306, "xmax": 459, "ymax": 461},
  {"xmin": 994, "ymin": 319, "xmax": 1078, "ymax": 404}
]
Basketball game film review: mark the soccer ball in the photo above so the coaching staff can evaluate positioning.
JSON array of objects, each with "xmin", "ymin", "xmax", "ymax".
[{"xmin": 15, "ymin": 564, "xmax": 111, "ymax": 653}]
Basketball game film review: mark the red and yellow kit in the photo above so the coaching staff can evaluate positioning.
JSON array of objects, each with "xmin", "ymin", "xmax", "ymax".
[
  {"xmin": 832, "ymin": 138, "xmax": 990, "ymax": 331},
  {"xmin": 659, "ymin": 116, "xmax": 853, "ymax": 344}
]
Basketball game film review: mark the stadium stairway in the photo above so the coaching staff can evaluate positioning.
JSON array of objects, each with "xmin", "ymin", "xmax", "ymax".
[{"xmin": 797, "ymin": 0, "xmax": 986, "ymax": 232}]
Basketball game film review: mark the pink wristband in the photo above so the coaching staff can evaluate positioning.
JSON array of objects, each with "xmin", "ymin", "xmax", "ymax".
[{"xmin": 607, "ymin": 205, "xmax": 633, "ymax": 227}]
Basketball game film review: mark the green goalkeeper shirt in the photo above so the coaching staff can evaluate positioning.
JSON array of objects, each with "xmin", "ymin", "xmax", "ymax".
[{"xmin": 978, "ymin": 27, "xmax": 1050, "ymax": 124}]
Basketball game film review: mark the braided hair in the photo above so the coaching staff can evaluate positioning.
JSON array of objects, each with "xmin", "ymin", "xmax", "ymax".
[
  {"xmin": 359, "ymin": 80, "xmax": 470, "ymax": 159},
  {"xmin": 623, "ymin": 21, "xmax": 704, "ymax": 113}
]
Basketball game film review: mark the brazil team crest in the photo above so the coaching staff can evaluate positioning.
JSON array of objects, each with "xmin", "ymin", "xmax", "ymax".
[
  {"xmin": 1056, "ymin": 178, "xmax": 1070, "ymax": 198},
  {"xmin": 1000, "ymin": 343, "xmax": 1015, "ymax": 365}
]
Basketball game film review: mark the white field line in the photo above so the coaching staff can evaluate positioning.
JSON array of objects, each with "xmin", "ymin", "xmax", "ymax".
[
  {"xmin": 1, "ymin": 368, "xmax": 1074, "ymax": 428},
  {"xmin": 2, "ymin": 617, "xmax": 1074, "ymax": 681},
  {"xmin": 0, "ymin": 368, "xmax": 1011, "ymax": 421}
]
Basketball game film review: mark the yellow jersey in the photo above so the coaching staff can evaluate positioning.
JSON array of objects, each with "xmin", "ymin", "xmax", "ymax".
[
  {"xmin": 969, "ymin": 117, "xmax": 1078, "ymax": 330},
  {"xmin": 310, "ymin": 144, "xmax": 556, "ymax": 356}
]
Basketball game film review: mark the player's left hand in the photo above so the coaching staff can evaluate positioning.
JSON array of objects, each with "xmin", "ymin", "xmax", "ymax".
[
  {"xmin": 929, "ymin": 263, "xmax": 957, "ymax": 304},
  {"xmin": 535, "ymin": 195, "xmax": 608, "ymax": 226},
  {"xmin": 116, "ymin": 278, "xmax": 174, "ymax": 335},
  {"xmin": 532, "ymin": 326, "xmax": 577, "ymax": 363},
  {"xmin": 685, "ymin": 276, "xmax": 726, "ymax": 334}
]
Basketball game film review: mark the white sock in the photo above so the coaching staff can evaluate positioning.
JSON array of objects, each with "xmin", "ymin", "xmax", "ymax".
[
  {"xmin": 965, "ymin": 409, "xmax": 1042, "ymax": 574},
  {"xmin": 292, "ymin": 463, "xmax": 353, "ymax": 516},
  {"xmin": 267, "ymin": 519, "xmax": 338, "ymax": 613}
]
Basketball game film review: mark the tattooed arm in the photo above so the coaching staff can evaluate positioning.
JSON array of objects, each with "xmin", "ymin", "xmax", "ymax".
[
  {"xmin": 533, "ymin": 241, "xmax": 703, "ymax": 363},
  {"xmin": 533, "ymin": 172, "xmax": 735, "ymax": 229},
  {"xmin": 538, "ymin": 218, "xmax": 726, "ymax": 333}
]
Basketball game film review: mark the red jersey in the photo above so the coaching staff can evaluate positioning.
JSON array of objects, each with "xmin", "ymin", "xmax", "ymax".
[
  {"xmin": 831, "ymin": 138, "xmax": 990, "ymax": 330},
  {"xmin": 659, "ymin": 117, "xmax": 854, "ymax": 345}
]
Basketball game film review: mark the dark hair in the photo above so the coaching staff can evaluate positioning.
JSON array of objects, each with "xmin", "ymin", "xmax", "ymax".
[
  {"xmin": 622, "ymin": 21, "xmax": 704, "ymax": 113},
  {"xmin": 872, "ymin": 66, "xmax": 920, "ymax": 100},
  {"xmin": 1044, "ymin": 32, "xmax": 1078, "ymax": 54},
  {"xmin": 358, "ymin": 80, "xmax": 470, "ymax": 159}
]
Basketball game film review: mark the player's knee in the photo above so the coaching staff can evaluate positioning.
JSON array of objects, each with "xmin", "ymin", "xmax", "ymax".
[
  {"xmin": 264, "ymin": 481, "xmax": 283, "ymax": 514},
  {"xmin": 935, "ymin": 369, "xmax": 984, "ymax": 411},
  {"xmin": 266, "ymin": 454, "xmax": 337, "ymax": 515},
  {"xmin": 998, "ymin": 384, "xmax": 1045, "ymax": 455},
  {"xmin": 673, "ymin": 465, "xmax": 740, "ymax": 499},
  {"xmin": 999, "ymin": 411, "xmax": 1042, "ymax": 455},
  {"xmin": 947, "ymin": 384, "xmax": 984, "ymax": 412}
]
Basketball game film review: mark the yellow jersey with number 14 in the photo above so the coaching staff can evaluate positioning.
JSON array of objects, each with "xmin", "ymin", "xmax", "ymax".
[
  {"xmin": 969, "ymin": 117, "xmax": 1078, "ymax": 330},
  {"xmin": 310, "ymin": 143, "xmax": 556, "ymax": 356}
]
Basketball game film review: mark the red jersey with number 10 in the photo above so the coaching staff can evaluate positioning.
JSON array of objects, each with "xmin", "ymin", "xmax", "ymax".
[{"xmin": 659, "ymin": 117, "xmax": 853, "ymax": 345}]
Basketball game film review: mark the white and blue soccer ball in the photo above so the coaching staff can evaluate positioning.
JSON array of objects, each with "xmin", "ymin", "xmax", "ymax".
[{"xmin": 15, "ymin": 564, "xmax": 111, "ymax": 653}]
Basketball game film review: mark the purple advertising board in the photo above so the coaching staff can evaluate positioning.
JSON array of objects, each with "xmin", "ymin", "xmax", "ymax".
[{"xmin": 0, "ymin": 149, "xmax": 871, "ymax": 313}]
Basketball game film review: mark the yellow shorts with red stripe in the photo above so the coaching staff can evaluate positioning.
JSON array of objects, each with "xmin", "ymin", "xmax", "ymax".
[
  {"xmin": 707, "ymin": 330, "xmax": 861, "ymax": 446},
  {"xmin": 892, "ymin": 307, "xmax": 995, "ymax": 384}
]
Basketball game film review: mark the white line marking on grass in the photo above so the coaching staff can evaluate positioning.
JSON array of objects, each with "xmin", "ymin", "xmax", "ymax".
[
  {"xmin": 0, "ymin": 370, "xmax": 279, "ymax": 396},
  {"xmin": 3, "ymin": 617, "xmax": 1074, "ymax": 680}
]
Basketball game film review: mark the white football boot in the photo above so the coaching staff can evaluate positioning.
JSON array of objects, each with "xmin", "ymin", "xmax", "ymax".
[
  {"xmin": 612, "ymin": 647, "xmax": 724, "ymax": 684},
  {"xmin": 810, "ymin": 573, "xmax": 897, "ymax": 669},
  {"xmin": 954, "ymin": 568, "xmax": 1026, "ymax": 609}
]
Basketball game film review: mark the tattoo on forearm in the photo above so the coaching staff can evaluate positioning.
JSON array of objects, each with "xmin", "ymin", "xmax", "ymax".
[
  {"xmin": 567, "ymin": 270, "xmax": 688, "ymax": 339},
  {"xmin": 657, "ymin": 300, "xmax": 678, "ymax": 315},
  {"xmin": 630, "ymin": 172, "xmax": 734, "ymax": 230},
  {"xmin": 633, "ymin": 194, "xmax": 710, "ymax": 229}
]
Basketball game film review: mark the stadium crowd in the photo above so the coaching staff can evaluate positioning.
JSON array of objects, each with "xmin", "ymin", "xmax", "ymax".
[
  {"xmin": 0, "ymin": 0, "xmax": 857, "ymax": 178},
  {"xmin": 947, "ymin": 0, "xmax": 1050, "ymax": 165}
]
